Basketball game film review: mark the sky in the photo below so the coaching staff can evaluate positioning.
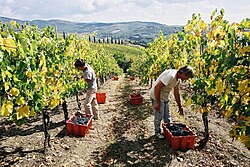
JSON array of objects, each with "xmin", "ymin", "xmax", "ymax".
[{"xmin": 0, "ymin": 0, "xmax": 249, "ymax": 25}]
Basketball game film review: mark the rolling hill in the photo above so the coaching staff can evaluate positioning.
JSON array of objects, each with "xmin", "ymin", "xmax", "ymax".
[{"xmin": 0, "ymin": 16, "xmax": 183, "ymax": 46}]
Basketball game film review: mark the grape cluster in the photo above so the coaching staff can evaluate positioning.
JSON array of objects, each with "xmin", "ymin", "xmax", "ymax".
[
  {"xmin": 167, "ymin": 123, "xmax": 191, "ymax": 136},
  {"xmin": 72, "ymin": 115, "xmax": 89, "ymax": 125}
]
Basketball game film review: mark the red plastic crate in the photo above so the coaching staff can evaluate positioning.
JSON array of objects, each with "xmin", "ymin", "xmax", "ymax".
[
  {"xmin": 66, "ymin": 114, "xmax": 93, "ymax": 137},
  {"xmin": 163, "ymin": 123, "xmax": 196, "ymax": 150},
  {"xmin": 129, "ymin": 94, "xmax": 143, "ymax": 105},
  {"xmin": 96, "ymin": 92, "xmax": 106, "ymax": 104}
]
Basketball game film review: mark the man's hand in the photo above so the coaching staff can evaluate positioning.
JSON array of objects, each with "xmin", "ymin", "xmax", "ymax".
[
  {"xmin": 154, "ymin": 103, "xmax": 160, "ymax": 111},
  {"xmin": 178, "ymin": 106, "xmax": 184, "ymax": 115}
]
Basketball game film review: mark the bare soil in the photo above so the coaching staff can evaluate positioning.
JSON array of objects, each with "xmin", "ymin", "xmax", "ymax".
[{"xmin": 0, "ymin": 74, "xmax": 250, "ymax": 167}]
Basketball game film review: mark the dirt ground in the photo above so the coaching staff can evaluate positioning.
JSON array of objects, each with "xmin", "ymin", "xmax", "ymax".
[{"xmin": 0, "ymin": 74, "xmax": 250, "ymax": 167}]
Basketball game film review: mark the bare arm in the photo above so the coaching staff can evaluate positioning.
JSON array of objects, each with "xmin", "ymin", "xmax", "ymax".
[
  {"xmin": 84, "ymin": 78, "xmax": 91, "ymax": 83},
  {"xmin": 174, "ymin": 86, "xmax": 184, "ymax": 115},
  {"xmin": 154, "ymin": 81, "xmax": 164, "ymax": 111}
]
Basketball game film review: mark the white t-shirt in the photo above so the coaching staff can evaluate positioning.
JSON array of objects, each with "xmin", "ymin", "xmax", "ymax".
[
  {"xmin": 149, "ymin": 69, "xmax": 180, "ymax": 102},
  {"xmin": 81, "ymin": 64, "xmax": 97, "ymax": 89}
]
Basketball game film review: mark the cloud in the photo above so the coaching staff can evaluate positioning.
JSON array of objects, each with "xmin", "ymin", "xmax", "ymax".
[
  {"xmin": 0, "ymin": 0, "xmax": 249, "ymax": 25},
  {"xmin": 119, "ymin": 0, "xmax": 154, "ymax": 7},
  {"xmin": 0, "ymin": 0, "xmax": 118, "ymax": 19},
  {"xmin": 0, "ymin": 0, "xmax": 164, "ymax": 19},
  {"xmin": 156, "ymin": 0, "xmax": 205, "ymax": 3}
]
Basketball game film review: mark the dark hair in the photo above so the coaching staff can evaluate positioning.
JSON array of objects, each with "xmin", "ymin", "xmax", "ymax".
[
  {"xmin": 178, "ymin": 66, "xmax": 195, "ymax": 78},
  {"xmin": 74, "ymin": 59, "xmax": 85, "ymax": 68}
]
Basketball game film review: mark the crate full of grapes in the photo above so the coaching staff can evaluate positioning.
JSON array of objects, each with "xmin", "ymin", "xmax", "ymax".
[
  {"xmin": 163, "ymin": 123, "xmax": 196, "ymax": 150},
  {"xmin": 66, "ymin": 113, "xmax": 93, "ymax": 137}
]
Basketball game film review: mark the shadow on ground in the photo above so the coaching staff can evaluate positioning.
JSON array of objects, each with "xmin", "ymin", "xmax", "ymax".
[
  {"xmin": 92, "ymin": 136, "xmax": 174, "ymax": 167},
  {"xmin": 90, "ymin": 77, "xmax": 175, "ymax": 166}
]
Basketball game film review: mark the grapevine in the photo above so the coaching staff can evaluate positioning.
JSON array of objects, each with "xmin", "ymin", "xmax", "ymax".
[
  {"xmin": 129, "ymin": 9, "xmax": 250, "ymax": 148},
  {"xmin": 0, "ymin": 21, "xmax": 122, "ymax": 125}
]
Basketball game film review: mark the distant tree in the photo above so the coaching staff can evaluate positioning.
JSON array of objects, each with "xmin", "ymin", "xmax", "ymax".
[{"xmin": 63, "ymin": 31, "xmax": 66, "ymax": 39}]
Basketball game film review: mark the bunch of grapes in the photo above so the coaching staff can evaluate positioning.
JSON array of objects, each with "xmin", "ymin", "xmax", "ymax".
[
  {"xmin": 72, "ymin": 115, "xmax": 90, "ymax": 125},
  {"xmin": 166, "ymin": 123, "xmax": 191, "ymax": 136}
]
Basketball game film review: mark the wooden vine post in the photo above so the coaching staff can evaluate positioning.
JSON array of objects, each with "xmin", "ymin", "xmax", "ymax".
[
  {"xmin": 42, "ymin": 108, "xmax": 51, "ymax": 152},
  {"xmin": 41, "ymin": 100, "xmax": 70, "ymax": 153},
  {"xmin": 198, "ymin": 110, "xmax": 209, "ymax": 149},
  {"xmin": 197, "ymin": 42, "xmax": 209, "ymax": 149},
  {"xmin": 62, "ymin": 100, "xmax": 68, "ymax": 124}
]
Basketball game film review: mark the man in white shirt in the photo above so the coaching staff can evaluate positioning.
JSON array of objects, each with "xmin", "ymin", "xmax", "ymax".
[
  {"xmin": 75, "ymin": 59, "xmax": 99, "ymax": 120},
  {"xmin": 149, "ymin": 66, "xmax": 195, "ymax": 138}
]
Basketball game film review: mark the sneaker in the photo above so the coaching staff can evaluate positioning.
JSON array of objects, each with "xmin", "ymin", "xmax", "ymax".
[{"xmin": 155, "ymin": 132, "xmax": 164, "ymax": 139}]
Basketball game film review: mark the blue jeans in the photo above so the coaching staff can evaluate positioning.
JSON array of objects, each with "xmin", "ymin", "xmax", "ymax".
[{"xmin": 151, "ymin": 99, "xmax": 171, "ymax": 133}]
